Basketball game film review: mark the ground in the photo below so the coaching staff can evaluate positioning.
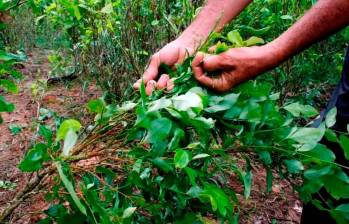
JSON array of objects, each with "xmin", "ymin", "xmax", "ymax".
[
  {"xmin": 0, "ymin": 50, "xmax": 302, "ymax": 224},
  {"xmin": 0, "ymin": 49, "xmax": 101, "ymax": 223}
]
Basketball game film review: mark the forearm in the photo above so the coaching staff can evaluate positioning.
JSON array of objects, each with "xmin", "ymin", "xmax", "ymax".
[
  {"xmin": 178, "ymin": 0, "xmax": 252, "ymax": 48},
  {"xmin": 269, "ymin": 0, "xmax": 349, "ymax": 66}
]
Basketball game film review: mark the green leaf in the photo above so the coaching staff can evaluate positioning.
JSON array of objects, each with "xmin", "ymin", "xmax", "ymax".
[
  {"xmin": 174, "ymin": 149, "xmax": 190, "ymax": 169},
  {"xmin": 62, "ymin": 129, "xmax": 78, "ymax": 157},
  {"xmin": 232, "ymin": 160, "xmax": 252, "ymax": 199},
  {"xmin": 56, "ymin": 119, "xmax": 81, "ymax": 141},
  {"xmin": 323, "ymin": 172, "xmax": 349, "ymax": 199},
  {"xmin": 151, "ymin": 158, "xmax": 173, "ymax": 173},
  {"xmin": 287, "ymin": 127, "xmax": 324, "ymax": 144},
  {"xmin": 122, "ymin": 207, "xmax": 137, "ymax": 219},
  {"xmin": 324, "ymin": 129, "xmax": 338, "ymax": 143},
  {"xmin": 283, "ymin": 102, "xmax": 318, "ymax": 118},
  {"xmin": 8, "ymin": 124, "xmax": 21, "ymax": 135},
  {"xmin": 303, "ymin": 144, "xmax": 336, "ymax": 163},
  {"xmin": 186, "ymin": 186, "xmax": 202, "ymax": 198},
  {"xmin": 199, "ymin": 184, "xmax": 232, "ymax": 217},
  {"xmin": 100, "ymin": 3, "xmax": 113, "ymax": 14},
  {"xmin": 215, "ymin": 41, "xmax": 229, "ymax": 54},
  {"xmin": 146, "ymin": 117, "xmax": 172, "ymax": 143},
  {"xmin": 227, "ymin": 30, "xmax": 243, "ymax": 47},
  {"xmin": 39, "ymin": 125, "xmax": 53, "ymax": 143},
  {"xmin": 0, "ymin": 79, "xmax": 18, "ymax": 93},
  {"xmin": 0, "ymin": 96, "xmax": 15, "ymax": 113},
  {"xmin": 304, "ymin": 166, "xmax": 332, "ymax": 180},
  {"xmin": 339, "ymin": 135, "xmax": 349, "ymax": 160},
  {"xmin": 284, "ymin": 159, "xmax": 304, "ymax": 174},
  {"xmin": 259, "ymin": 151, "xmax": 272, "ymax": 165},
  {"xmin": 140, "ymin": 80, "xmax": 147, "ymax": 107},
  {"xmin": 205, "ymin": 93, "xmax": 240, "ymax": 113},
  {"xmin": 148, "ymin": 97, "xmax": 171, "ymax": 112},
  {"xmin": 87, "ymin": 99, "xmax": 106, "ymax": 114},
  {"xmin": 326, "ymin": 107, "xmax": 337, "ymax": 128},
  {"xmin": 56, "ymin": 162, "xmax": 87, "ymax": 215},
  {"xmin": 192, "ymin": 153, "xmax": 210, "ymax": 160},
  {"xmin": 168, "ymin": 128, "xmax": 184, "ymax": 150},
  {"xmin": 266, "ymin": 168, "xmax": 273, "ymax": 193},
  {"xmin": 151, "ymin": 20, "xmax": 159, "ymax": 26},
  {"xmin": 184, "ymin": 167, "xmax": 198, "ymax": 186},
  {"xmin": 172, "ymin": 92, "xmax": 203, "ymax": 112},
  {"xmin": 281, "ymin": 15, "xmax": 293, "ymax": 20},
  {"xmin": 19, "ymin": 143, "xmax": 48, "ymax": 172},
  {"xmin": 0, "ymin": 50, "xmax": 26, "ymax": 61},
  {"xmin": 332, "ymin": 204, "xmax": 349, "ymax": 222},
  {"xmin": 244, "ymin": 36, "xmax": 264, "ymax": 46}
]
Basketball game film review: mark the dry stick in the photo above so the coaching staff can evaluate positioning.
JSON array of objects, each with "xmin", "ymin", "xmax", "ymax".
[
  {"xmin": 1, "ymin": 113, "xmax": 133, "ymax": 221},
  {"xmin": 0, "ymin": 168, "xmax": 54, "ymax": 223}
]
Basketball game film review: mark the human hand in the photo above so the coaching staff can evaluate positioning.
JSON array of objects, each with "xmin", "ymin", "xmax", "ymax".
[
  {"xmin": 192, "ymin": 45, "xmax": 280, "ymax": 92},
  {"xmin": 133, "ymin": 39, "xmax": 196, "ymax": 95}
]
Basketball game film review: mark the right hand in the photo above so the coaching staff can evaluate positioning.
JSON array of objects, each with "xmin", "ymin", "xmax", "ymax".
[{"xmin": 133, "ymin": 40, "xmax": 195, "ymax": 95}]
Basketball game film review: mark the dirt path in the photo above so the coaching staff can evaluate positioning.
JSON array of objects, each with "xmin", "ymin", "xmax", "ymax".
[{"xmin": 0, "ymin": 49, "xmax": 101, "ymax": 223}]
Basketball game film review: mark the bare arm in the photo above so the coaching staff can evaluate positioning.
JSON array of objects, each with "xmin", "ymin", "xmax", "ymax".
[
  {"xmin": 178, "ymin": 0, "xmax": 253, "ymax": 48},
  {"xmin": 193, "ymin": 0, "xmax": 349, "ymax": 91},
  {"xmin": 134, "ymin": 0, "xmax": 253, "ymax": 94},
  {"xmin": 271, "ymin": 0, "xmax": 349, "ymax": 66}
]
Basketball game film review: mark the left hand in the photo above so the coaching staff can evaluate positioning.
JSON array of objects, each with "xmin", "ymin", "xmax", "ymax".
[{"xmin": 191, "ymin": 45, "xmax": 280, "ymax": 92}]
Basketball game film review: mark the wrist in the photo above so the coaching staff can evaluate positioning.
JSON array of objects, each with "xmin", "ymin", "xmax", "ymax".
[
  {"xmin": 177, "ymin": 32, "xmax": 207, "ymax": 51},
  {"xmin": 259, "ymin": 42, "xmax": 287, "ymax": 70}
]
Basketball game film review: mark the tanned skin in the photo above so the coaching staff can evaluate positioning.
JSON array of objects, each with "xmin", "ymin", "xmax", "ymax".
[
  {"xmin": 134, "ymin": 0, "xmax": 349, "ymax": 95},
  {"xmin": 133, "ymin": 0, "xmax": 253, "ymax": 95}
]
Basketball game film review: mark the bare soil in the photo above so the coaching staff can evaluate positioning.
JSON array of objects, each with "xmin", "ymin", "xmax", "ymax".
[{"xmin": 0, "ymin": 49, "xmax": 101, "ymax": 223}]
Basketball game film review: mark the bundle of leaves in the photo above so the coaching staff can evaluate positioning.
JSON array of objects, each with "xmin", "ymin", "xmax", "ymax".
[{"xmin": 2, "ymin": 31, "xmax": 349, "ymax": 224}]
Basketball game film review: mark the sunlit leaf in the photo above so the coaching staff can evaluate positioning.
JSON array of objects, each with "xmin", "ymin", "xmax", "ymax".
[
  {"xmin": 287, "ymin": 127, "xmax": 324, "ymax": 144},
  {"xmin": 244, "ymin": 36, "xmax": 264, "ymax": 46},
  {"xmin": 199, "ymin": 184, "xmax": 233, "ymax": 217},
  {"xmin": 56, "ymin": 162, "xmax": 87, "ymax": 215},
  {"xmin": 122, "ymin": 207, "xmax": 137, "ymax": 219},
  {"xmin": 284, "ymin": 159, "xmax": 304, "ymax": 174},
  {"xmin": 62, "ymin": 129, "xmax": 78, "ymax": 157},
  {"xmin": 325, "ymin": 107, "xmax": 337, "ymax": 128},
  {"xmin": 100, "ymin": 3, "xmax": 113, "ymax": 14},
  {"xmin": 227, "ymin": 30, "xmax": 243, "ymax": 47},
  {"xmin": 192, "ymin": 153, "xmax": 210, "ymax": 160},
  {"xmin": 87, "ymin": 99, "xmax": 106, "ymax": 114},
  {"xmin": 174, "ymin": 149, "xmax": 190, "ymax": 169},
  {"xmin": 56, "ymin": 119, "xmax": 81, "ymax": 141}
]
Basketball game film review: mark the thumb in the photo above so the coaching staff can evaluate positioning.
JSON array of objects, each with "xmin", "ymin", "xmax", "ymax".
[
  {"xmin": 202, "ymin": 54, "xmax": 224, "ymax": 72},
  {"xmin": 134, "ymin": 53, "xmax": 161, "ymax": 89},
  {"xmin": 202, "ymin": 53, "xmax": 233, "ymax": 72}
]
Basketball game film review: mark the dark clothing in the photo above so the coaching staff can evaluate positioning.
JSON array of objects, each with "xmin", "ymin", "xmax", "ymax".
[{"xmin": 301, "ymin": 47, "xmax": 349, "ymax": 224}]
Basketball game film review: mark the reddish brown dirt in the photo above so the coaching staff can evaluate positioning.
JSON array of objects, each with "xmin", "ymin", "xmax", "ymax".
[
  {"xmin": 0, "ymin": 49, "xmax": 101, "ymax": 223},
  {"xmin": 229, "ymin": 158, "xmax": 302, "ymax": 224}
]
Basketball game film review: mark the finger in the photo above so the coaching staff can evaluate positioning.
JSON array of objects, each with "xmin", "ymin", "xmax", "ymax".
[
  {"xmin": 166, "ymin": 78, "xmax": 174, "ymax": 92},
  {"xmin": 208, "ymin": 45, "xmax": 217, "ymax": 54},
  {"xmin": 192, "ymin": 52, "xmax": 205, "ymax": 68},
  {"xmin": 176, "ymin": 47, "xmax": 192, "ymax": 65},
  {"xmin": 156, "ymin": 74, "xmax": 170, "ymax": 90},
  {"xmin": 133, "ymin": 79, "xmax": 142, "ymax": 89},
  {"xmin": 202, "ymin": 54, "xmax": 226, "ymax": 72},
  {"xmin": 146, "ymin": 80, "xmax": 156, "ymax": 96},
  {"xmin": 192, "ymin": 52, "xmax": 215, "ymax": 88},
  {"xmin": 134, "ymin": 53, "xmax": 161, "ymax": 90}
]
